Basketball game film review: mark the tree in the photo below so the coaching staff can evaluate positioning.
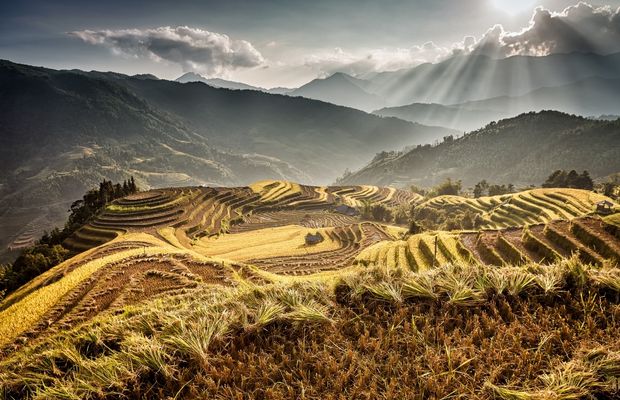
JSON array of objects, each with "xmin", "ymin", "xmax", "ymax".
[
  {"xmin": 360, "ymin": 200, "xmax": 372, "ymax": 219},
  {"xmin": 429, "ymin": 178, "xmax": 462, "ymax": 197},
  {"xmin": 393, "ymin": 206, "xmax": 409, "ymax": 225},
  {"xmin": 461, "ymin": 212, "xmax": 474, "ymax": 230},
  {"xmin": 371, "ymin": 204, "xmax": 392, "ymax": 222},
  {"xmin": 409, "ymin": 220, "xmax": 423, "ymax": 234},
  {"xmin": 410, "ymin": 185, "xmax": 427, "ymax": 196},
  {"xmin": 575, "ymin": 171, "xmax": 594, "ymax": 190},
  {"xmin": 542, "ymin": 169, "xmax": 594, "ymax": 190},
  {"xmin": 602, "ymin": 182, "xmax": 618, "ymax": 198},
  {"xmin": 130, "ymin": 176, "xmax": 138, "ymax": 193},
  {"xmin": 473, "ymin": 180, "xmax": 489, "ymax": 198},
  {"xmin": 543, "ymin": 170, "xmax": 565, "ymax": 188}
]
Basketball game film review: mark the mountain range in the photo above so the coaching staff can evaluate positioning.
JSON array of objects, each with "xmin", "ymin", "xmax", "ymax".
[
  {"xmin": 287, "ymin": 52, "xmax": 620, "ymax": 129},
  {"xmin": 176, "ymin": 72, "xmax": 293, "ymax": 94},
  {"xmin": 174, "ymin": 52, "xmax": 620, "ymax": 130},
  {"xmin": 373, "ymin": 76, "xmax": 620, "ymax": 131}
]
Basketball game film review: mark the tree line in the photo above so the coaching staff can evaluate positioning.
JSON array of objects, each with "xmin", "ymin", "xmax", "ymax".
[{"xmin": 0, "ymin": 177, "xmax": 138, "ymax": 299}]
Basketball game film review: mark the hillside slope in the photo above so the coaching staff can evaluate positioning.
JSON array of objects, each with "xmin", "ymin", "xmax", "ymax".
[
  {"xmin": 339, "ymin": 111, "xmax": 620, "ymax": 187},
  {"xmin": 121, "ymin": 74, "xmax": 453, "ymax": 182},
  {"xmin": 0, "ymin": 61, "xmax": 303, "ymax": 256}
]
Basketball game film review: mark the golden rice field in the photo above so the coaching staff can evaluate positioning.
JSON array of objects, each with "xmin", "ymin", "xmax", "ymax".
[
  {"xmin": 418, "ymin": 188, "xmax": 611, "ymax": 229},
  {"xmin": 193, "ymin": 225, "xmax": 341, "ymax": 261},
  {"xmin": 357, "ymin": 216, "xmax": 620, "ymax": 271},
  {"xmin": 0, "ymin": 183, "xmax": 616, "ymax": 356},
  {"xmin": 0, "ymin": 181, "xmax": 619, "ymax": 399}
]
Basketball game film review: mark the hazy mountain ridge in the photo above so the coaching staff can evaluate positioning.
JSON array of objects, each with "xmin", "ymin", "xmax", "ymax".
[
  {"xmin": 174, "ymin": 52, "xmax": 620, "ymax": 120},
  {"xmin": 368, "ymin": 52, "xmax": 620, "ymax": 105},
  {"xmin": 293, "ymin": 52, "xmax": 620, "ymax": 116},
  {"xmin": 373, "ymin": 103, "xmax": 504, "ymax": 132},
  {"xmin": 289, "ymin": 72, "xmax": 384, "ymax": 112},
  {"xmin": 176, "ymin": 72, "xmax": 293, "ymax": 94},
  {"xmin": 373, "ymin": 76, "xmax": 620, "ymax": 131},
  {"xmin": 338, "ymin": 111, "xmax": 620, "ymax": 188}
]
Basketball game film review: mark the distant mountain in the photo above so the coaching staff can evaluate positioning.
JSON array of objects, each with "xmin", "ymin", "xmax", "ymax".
[
  {"xmin": 176, "ymin": 72, "xmax": 264, "ymax": 91},
  {"xmin": 0, "ymin": 60, "xmax": 453, "ymax": 256},
  {"xmin": 366, "ymin": 52, "xmax": 620, "ymax": 107},
  {"xmin": 373, "ymin": 76, "xmax": 620, "ymax": 131},
  {"xmin": 373, "ymin": 103, "xmax": 505, "ymax": 132},
  {"xmin": 289, "ymin": 72, "xmax": 384, "ymax": 111},
  {"xmin": 338, "ymin": 111, "xmax": 620, "ymax": 188},
  {"xmin": 176, "ymin": 72, "xmax": 294, "ymax": 94},
  {"xmin": 457, "ymin": 76, "xmax": 620, "ymax": 117},
  {"xmin": 265, "ymin": 87, "xmax": 295, "ymax": 95}
]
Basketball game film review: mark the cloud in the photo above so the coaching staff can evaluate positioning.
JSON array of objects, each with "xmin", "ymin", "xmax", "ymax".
[
  {"xmin": 303, "ymin": 2, "xmax": 620, "ymax": 78},
  {"xmin": 71, "ymin": 26, "xmax": 265, "ymax": 77},
  {"xmin": 467, "ymin": 2, "xmax": 620, "ymax": 57},
  {"xmin": 303, "ymin": 42, "xmax": 451, "ymax": 77}
]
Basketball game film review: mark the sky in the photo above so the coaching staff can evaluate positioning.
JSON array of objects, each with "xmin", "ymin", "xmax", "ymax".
[{"xmin": 2, "ymin": 0, "xmax": 620, "ymax": 88}]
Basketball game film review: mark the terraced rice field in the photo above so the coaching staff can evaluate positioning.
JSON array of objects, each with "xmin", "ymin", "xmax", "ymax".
[
  {"xmin": 63, "ymin": 181, "xmax": 417, "ymax": 251},
  {"xmin": 7, "ymin": 217, "xmax": 44, "ymax": 250},
  {"xmin": 4, "ymin": 181, "xmax": 618, "ymax": 356},
  {"xmin": 194, "ymin": 225, "xmax": 342, "ymax": 261},
  {"xmin": 418, "ymin": 188, "xmax": 610, "ymax": 229},
  {"xmin": 250, "ymin": 223, "xmax": 394, "ymax": 275},
  {"xmin": 357, "ymin": 216, "xmax": 620, "ymax": 270},
  {"xmin": 1, "ymin": 181, "xmax": 418, "ymax": 347},
  {"xmin": 0, "ymin": 232, "xmax": 244, "ymax": 349}
]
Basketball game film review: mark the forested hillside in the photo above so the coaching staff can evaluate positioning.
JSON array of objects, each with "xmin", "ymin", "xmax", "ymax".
[{"xmin": 339, "ymin": 111, "xmax": 620, "ymax": 187}]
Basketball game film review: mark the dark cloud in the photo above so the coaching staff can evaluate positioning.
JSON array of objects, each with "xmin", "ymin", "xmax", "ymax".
[
  {"xmin": 71, "ymin": 26, "xmax": 264, "ymax": 76},
  {"xmin": 471, "ymin": 2, "xmax": 620, "ymax": 57}
]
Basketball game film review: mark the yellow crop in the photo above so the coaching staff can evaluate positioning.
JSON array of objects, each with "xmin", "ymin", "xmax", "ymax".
[{"xmin": 193, "ymin": 225, "xmax": 341, "ymax": 262}]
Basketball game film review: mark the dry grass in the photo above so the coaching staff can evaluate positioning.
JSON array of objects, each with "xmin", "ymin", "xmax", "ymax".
[{"xmin": 1, "ymin": 257, "xmax": 619, "ymax": 399}]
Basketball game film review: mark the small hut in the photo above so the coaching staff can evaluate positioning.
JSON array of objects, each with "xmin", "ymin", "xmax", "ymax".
[
  {"xmin": 596, "ymin": 200, "xmax": 614, "ymax": 215},
  {"xmin": 305, "ymin": 232, "xmax": 324, "ymax": 246},
  {"xmin": 334, "ymin": 204, "xmax": 360, "ymax": 216}
]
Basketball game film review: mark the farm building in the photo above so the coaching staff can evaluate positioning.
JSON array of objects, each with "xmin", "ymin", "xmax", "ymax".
[
  {"xmin": 334, "ymin": 204, "xmax": 360, "ymax": 216},
  {"xmin": 305, "ymin": 232, "xmax": 324, "ymax": 245},
  {"xmin": 596, "ymin": 200, "xmax": 614, "ymax": 215}
]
